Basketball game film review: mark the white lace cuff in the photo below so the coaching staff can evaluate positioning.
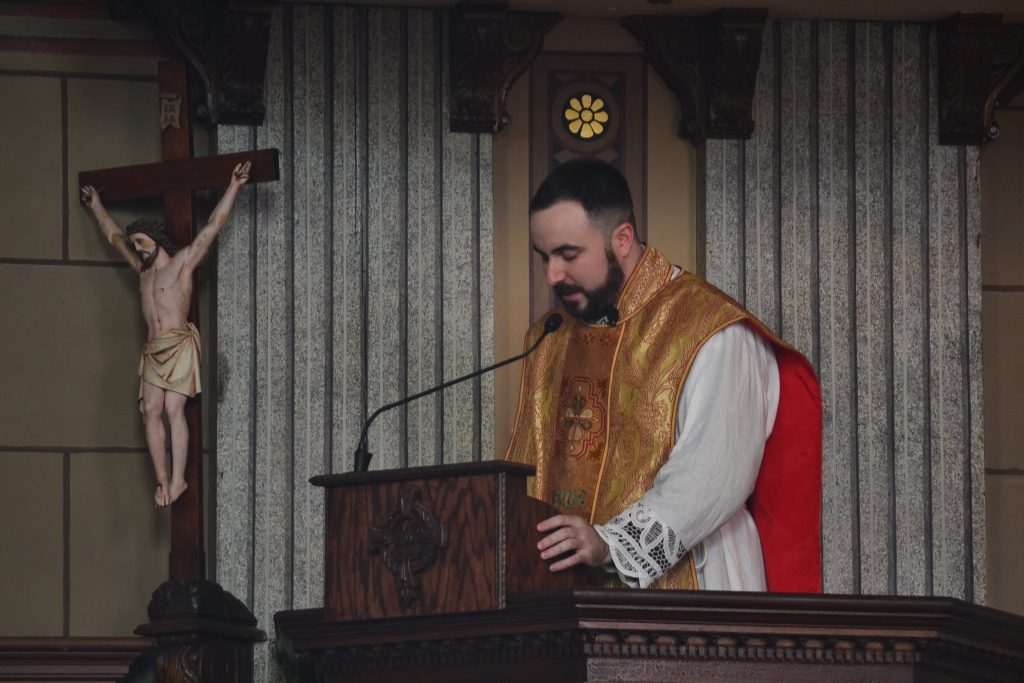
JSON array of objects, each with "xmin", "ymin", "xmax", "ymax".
[{"xmin": 594, "ymin": 502, "xmax": 687, "ymax": 589}]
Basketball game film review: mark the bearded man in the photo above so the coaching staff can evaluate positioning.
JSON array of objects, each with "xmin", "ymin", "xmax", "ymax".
[
  {"xmin": 505, "ymin": 159, "xmax": 822, "ymax": 592},
  {"xmin": 81, "ymin": 162, "xmax": 250, "ymax": 508}
]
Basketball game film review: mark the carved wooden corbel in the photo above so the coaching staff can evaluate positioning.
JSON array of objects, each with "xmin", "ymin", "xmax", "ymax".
[
  {"xmin": 450, "ymin": 1, "xmax": 561, "ymax": 133},
  {"xmin": 134, "ymin": 579, "xmax": 265, "ymax": 682},
  {"xmin": 938, "ymin": 14, "xmax": 1024, "ymax": 145},
  {"xmin": 622, "ymin": 9, "xmax": 768, "ymax": 145},
  {"xmin": 108, "ymin": 0, "xmax": 272, "ymax": 126}
]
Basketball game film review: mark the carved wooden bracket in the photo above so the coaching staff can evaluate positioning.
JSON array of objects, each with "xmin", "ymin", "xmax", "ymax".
[
  {"xmin": 370, "ymin": 488, "xmax": 447, "ymax": 608},
  {"xmin": 450, "ymin": 1, "xmax": 561, "ymax": 133},
  {"xmin": 108, "ymin": 0, "xmax": 272, "ymax": 126},
  {"xmin": 938, "ymin": 14, "xmax": 1024, "ymax": 145},
  {"xmin": 622, "ymin": 9, "xmax": 768, "ymax": 145}
]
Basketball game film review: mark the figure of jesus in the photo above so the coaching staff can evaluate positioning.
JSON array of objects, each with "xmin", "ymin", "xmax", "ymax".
[{"xmin": 81, "ymin": 162, "xmax": 251, "ymax": 507}]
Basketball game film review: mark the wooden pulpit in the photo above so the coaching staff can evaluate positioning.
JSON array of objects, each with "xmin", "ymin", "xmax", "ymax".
[
  {"xmin": 274, "ymin": 462, "xmax": 1024, "ymax": 682},
  {"xmin": 313, "ymin": 461, "xmax": 583, "ymax": 622}
]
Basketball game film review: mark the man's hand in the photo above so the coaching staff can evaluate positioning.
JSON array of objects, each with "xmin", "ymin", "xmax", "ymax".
[
  {"xmin": 80, "ymin": 185, "xmax": 102, "ymax": 212},
  {"xmin": 537, "ymin": 514, "xmax": 611, "ymax": 572},
  {"xmin": 231, "ymin": 161, "xmax": 251, "ymax": 187}
]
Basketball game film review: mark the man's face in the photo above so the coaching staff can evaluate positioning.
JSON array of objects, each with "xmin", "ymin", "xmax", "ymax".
[
  {"xmin": 530, "ymin": 200, "xmax": 625, "ymax": 323},
  {"xmin": 129, "ymin": 234, "xmax": 160, "ymax": 271}
]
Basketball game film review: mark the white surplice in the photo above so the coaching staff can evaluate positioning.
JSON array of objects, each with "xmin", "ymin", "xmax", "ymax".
[{"xmin": 594, "ymin": 317, "xmax": 780, "ymax": 591}]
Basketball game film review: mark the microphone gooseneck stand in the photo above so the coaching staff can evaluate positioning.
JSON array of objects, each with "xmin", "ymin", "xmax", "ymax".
[{"xmin": 353, "ymin": 313, "xmax": 564, "ymax": 472}]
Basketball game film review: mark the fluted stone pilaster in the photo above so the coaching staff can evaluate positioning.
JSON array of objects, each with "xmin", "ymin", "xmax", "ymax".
[
  {"xmin": 214, "ymin": 6, "xmax": 494, "ymax": 681},
  {"xmin": 701, "ymin": 19, "xmax": 985, "ymax": 602}
]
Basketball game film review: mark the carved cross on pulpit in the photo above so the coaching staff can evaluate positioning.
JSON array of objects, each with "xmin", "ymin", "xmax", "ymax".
[{"xmin": 78, "ymin": 61, "xmax": 279, "ymax": 583}]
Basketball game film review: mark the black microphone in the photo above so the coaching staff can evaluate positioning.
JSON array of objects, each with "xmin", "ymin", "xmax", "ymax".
[
  {"xmin": 606, "ymin": 306, "xmax": 620, "ymax": 327},
  {"xmin": 353, "ymin": 313, "xmax": 564, "ymax": 472}
]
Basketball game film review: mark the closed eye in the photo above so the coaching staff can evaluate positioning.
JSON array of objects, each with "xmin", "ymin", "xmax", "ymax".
[{"xmin": 553, "ymin": 246, "xmax": 581, "ymax": 262}]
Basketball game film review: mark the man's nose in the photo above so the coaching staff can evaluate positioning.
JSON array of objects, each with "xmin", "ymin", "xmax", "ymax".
[{"xmin": 545, "ymin": 260, "xmax": 566, "ymax": 288}]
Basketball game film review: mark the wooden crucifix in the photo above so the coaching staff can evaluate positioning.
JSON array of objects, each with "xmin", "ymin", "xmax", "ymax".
[{"xmin": 78, "ymin": 61, "xmax": 279, "ymax": 582}]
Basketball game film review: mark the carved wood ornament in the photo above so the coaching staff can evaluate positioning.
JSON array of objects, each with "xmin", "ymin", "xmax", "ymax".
[
  {"xmin": 622, "ymin": 9, "xmax": 768, "ymax": 145},
  {"xmin": 277, "ymin": 589, "xmax": 1024, "ymax": 682},
  {"xmin": 108, "ymin": 0, "xmax": 272, "ymax": 126},
  {"xmin": 450, "ymin": 1, "xmax": 561, "ymax": 133},
  {"xmin": 134, "ymin": 579, "xmax": 265, "ymax": 683},
  {"xmin": 939, "ymin": 14, "xmax": 1024, "ymax": 145},
  {"xmin": 370, "ymin": 488, "xmax": 448, "ymax": 608}
]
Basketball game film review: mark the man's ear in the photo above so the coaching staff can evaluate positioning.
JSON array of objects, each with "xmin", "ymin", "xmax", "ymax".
[{"xmin": 609, "ymin": 221, "xmax": 635, "ymax": 259}]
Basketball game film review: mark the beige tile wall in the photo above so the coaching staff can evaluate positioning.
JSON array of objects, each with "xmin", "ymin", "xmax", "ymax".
[
  {"xmin": 0, "ymin": 76, "xmax": 63, "ymax": 259},
  {"xmin": 69, "ymin": 452, "xmax": 170, "ymax": 636},
  {"xmin": 981, "ymin": 106, "xmax": 1024, "ymax": 616},
  {"xmin": 67, "ymin": 78, "xmax": 163, "ymax": 263},
  {"xmin": 986, "ymin": 476, "xmax": 1024, "ymax": 615},
  {"xmin": 0, "ymin": 265, "xmax": 147, "ymax": 447},
  {"xmin": 0, "ymin": 20, "xmax": 180, "ymax": 637},
  {"xmin": 0, "ymin": 453, "xmax": 64, "ymax": 635}
]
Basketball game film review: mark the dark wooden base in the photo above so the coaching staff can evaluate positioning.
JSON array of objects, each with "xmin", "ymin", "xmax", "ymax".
[
  {"xmin": 135, "ymin": 580, "xmax": 265, "ymax": 683},
  {"xmin": 0, "ymin": 637, "xmax": 151, "ymax": 682},
  {"xmin": 275, "ymin": 589, "xmax": 1024, "ymax": 683}
]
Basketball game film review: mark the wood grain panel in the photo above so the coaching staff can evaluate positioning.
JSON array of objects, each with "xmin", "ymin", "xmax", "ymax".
[
  {"xmin": 277, "ymin": 590, "xmax": 1024, "ymax": 683},
  {"xmin": 326, "ymin": 474, "xmax": 499, "ymax": 619},
  {"xmin": 504, "ymin": 479, "xmax": 586, "ymax": 595},
  {"xmin": 0, "ymin": 637, "xmax": 151, "ymax": 682},
  {"xmin": 77, "ymin": 149, "xmax": 279, "ymax": 201}
]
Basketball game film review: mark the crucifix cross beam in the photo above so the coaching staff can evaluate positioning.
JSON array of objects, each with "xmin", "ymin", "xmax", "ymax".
[
  {"xmin": 78, "ymin": 148, "xmax": 279, "ymax": 205},
  {"xmin": 77, "ymin": 61, "xmax": 278, "ymax": 583}
]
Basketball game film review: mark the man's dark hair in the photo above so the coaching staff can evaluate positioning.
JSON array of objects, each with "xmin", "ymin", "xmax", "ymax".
[
  {"xmin": 529, "ymin": 158, "xmax": 636, "ymax": 234},
  {"xmin": 126, "ymin": 219, "xmax": 180, "ymax": 256}
]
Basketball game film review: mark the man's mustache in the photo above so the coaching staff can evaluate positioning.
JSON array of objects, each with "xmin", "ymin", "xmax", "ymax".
[{"xmin": 554, "ymin": 283, "xmax": 583, "ymax": 298}]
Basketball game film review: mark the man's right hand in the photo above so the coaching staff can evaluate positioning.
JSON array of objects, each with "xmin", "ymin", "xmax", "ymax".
[{"xmin": 537, "ymin": 514, "xmax": 612, "ymax": 571}]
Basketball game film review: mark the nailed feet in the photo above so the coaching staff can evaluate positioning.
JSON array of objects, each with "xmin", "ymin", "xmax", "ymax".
[
  {"xmin": 155, "ymin": 480, "xmax": 170, "ymax": 508},
  {"xmin": 168, "ymin": 479, "xmax": 188, "ymax": 505},
  {"xmin": 155, "ymin": 478, "xmax": 187, "ymax": 508}
]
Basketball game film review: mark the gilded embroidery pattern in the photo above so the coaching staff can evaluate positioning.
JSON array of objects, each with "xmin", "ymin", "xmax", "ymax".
[
  {"xmin": 556, "ymin": 378, "xmax": 606, "ymax": 460},
  {"xmin": 616, "ymin": 246, "xmax": 674, "ymax": 319}
]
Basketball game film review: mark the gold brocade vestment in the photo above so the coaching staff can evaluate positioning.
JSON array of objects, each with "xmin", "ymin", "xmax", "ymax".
[{"xmin": 505, "ymin": 247, "xmax": 766, "ymax": 590}]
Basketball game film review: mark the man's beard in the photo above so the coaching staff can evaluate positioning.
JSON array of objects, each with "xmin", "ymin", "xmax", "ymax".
[
  {"xmin": 553, "ymin": 247, "xmax": 625, "ymax": 324},
  {"xmin": 137, "ymin": 247, "xmax": 159, "ymax": 271}
]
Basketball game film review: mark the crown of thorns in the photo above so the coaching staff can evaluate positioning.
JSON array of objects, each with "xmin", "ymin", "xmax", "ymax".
[{"xmin": 126, "ymin": 219, "xmax": 180, "ymax": 256}]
